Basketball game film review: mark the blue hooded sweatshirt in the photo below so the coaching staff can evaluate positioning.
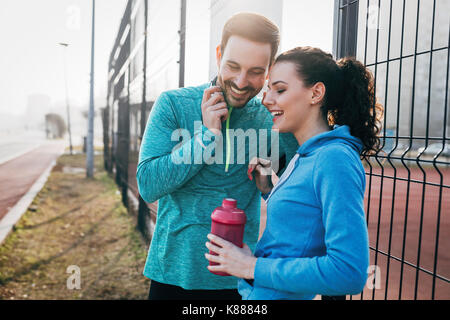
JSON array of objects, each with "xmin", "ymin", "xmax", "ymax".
[{"xmin": 238, "ymin": 125, "xmax": 369, "ymax": 300}]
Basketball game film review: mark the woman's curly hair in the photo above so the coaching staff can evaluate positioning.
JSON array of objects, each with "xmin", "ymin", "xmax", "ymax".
[{"xmin": 275, "ymin": 47, "xmax": 384, "ymax": 157}]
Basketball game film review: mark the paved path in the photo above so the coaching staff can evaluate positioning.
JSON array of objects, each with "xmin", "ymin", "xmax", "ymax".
[{"xmin": 0, "ymin": 140, "xmax": 65, "ymax": 221}]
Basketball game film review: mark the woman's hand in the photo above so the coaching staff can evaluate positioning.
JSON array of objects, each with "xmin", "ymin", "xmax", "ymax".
[
  {"xmin": 248, "ymin": 157, "xmax": 274, "ymax": 195},
  {"xmin": 205, "ymin": 234, "xmax": 257, "ymax": 279}
]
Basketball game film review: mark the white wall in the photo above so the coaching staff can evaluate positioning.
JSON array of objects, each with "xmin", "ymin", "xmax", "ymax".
[{"xmin": 281, "ymin": 0, "xmax": 334, "ymax": 54}]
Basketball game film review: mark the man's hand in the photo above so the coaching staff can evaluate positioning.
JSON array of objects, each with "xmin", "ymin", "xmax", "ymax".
[
  {"xmin": 201, "ymin": 86, "xmax": 228, "ymax": 133},
  {"xmin": 205, "ymin": 234, "xmax": 257, "ymax": 279}
]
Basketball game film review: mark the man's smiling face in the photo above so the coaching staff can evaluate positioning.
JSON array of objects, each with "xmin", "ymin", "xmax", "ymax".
[{"xmin": 216, "ymin": 35, "xmax": 272, "ymax": 108}]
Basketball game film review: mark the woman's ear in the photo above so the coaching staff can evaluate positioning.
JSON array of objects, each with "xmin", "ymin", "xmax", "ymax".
[{"xmin": 311, "ymin": 82, "xmax": 326, "ymax": 105}]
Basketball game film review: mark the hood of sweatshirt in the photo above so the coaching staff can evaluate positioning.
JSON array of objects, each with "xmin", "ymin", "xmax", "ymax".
[{"xmin": 296, "ymin": 125, "xmax": 363, "ymax": 157}]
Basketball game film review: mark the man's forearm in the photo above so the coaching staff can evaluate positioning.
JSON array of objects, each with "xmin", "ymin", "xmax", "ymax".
[{"xmin": 137, "ymin": 125, "xmax": 217, "ymax": 203}]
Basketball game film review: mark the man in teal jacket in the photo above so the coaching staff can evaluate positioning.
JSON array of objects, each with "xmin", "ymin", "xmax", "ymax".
[{"xmin": 137, "ymin": 13, "xmax": 298, "ymax": 299}]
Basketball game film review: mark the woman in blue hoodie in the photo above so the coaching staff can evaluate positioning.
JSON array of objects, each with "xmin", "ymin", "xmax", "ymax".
[{"xmin": 205, "ymin": 47, "xmax": 383, "ymax": 300}]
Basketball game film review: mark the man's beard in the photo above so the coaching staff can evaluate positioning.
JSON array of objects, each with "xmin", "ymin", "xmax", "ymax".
[{"xmin": 217, "ymin": 75, "xmax": 260, "ymax": 108}]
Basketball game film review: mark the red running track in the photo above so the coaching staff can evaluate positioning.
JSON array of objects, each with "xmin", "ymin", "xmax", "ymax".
[{"xmin": 0, "ymin": 141, "xmax": 65, "ymax": 221}]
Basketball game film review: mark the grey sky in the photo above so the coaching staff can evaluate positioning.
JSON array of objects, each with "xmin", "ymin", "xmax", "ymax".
[{"xmin": 0, "ymin": 0, "xmax": 128, "ymax": 116}]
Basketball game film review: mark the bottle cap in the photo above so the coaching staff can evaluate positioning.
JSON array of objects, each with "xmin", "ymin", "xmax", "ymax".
[
  {"xmin": 211, "ymin": 198, "xmax": 246, "ymax": 225},
  {"xmin": 222, "ymin": 198, "xmax": 237, "ymax": 208}
]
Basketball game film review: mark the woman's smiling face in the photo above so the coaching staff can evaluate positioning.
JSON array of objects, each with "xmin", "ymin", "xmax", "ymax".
[{"xmin": 263, "ymin": 61, "xmax": 315, "ymax": 133}]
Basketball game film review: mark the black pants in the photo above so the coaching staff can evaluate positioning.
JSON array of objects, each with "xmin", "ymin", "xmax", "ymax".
[{"xmin": 148, "ymin": 280, "xmax": 242, "ymax": 300}]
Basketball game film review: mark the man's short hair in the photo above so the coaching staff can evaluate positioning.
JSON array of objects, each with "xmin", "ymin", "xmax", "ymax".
[{"xmin": 221, "ymin": 12, "xmax": 280, "ymax": 64}]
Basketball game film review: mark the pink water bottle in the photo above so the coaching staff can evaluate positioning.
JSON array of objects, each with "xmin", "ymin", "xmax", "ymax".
[{"xmin": 209, "ymin": 198, "xmax": 246, "ymax": 276}]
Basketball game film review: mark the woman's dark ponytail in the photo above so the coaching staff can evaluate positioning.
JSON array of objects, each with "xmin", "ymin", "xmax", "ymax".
[
  {"xmin": 275, "ymin": 47, "xmax": 383, "ymax": 157},
  {"xmin": 333, "ymin": 57, "xmax": 383, "ymax": 156}
]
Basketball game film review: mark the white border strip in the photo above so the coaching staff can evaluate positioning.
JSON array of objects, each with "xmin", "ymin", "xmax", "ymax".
[{"xmin": 0, "ymin": 158, "xmax": 58, "ymax": 245}]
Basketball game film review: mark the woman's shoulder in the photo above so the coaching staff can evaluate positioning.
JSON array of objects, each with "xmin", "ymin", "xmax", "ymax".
[
  {"xmin": 311, "ymin": 143, "xmax": 366, "ymax": 194},
  {"xmin": 315, "ymin": 136, "xmax": 361, "ymax": 157},
  {"xmin": 314, "ymin": 142, "xmax": 364, "ymax": 175}
]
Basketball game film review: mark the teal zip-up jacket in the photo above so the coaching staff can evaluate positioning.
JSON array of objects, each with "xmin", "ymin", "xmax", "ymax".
[{"xmin": 137, "ymin": 82, "xmax": 298, "ymax": 290}]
